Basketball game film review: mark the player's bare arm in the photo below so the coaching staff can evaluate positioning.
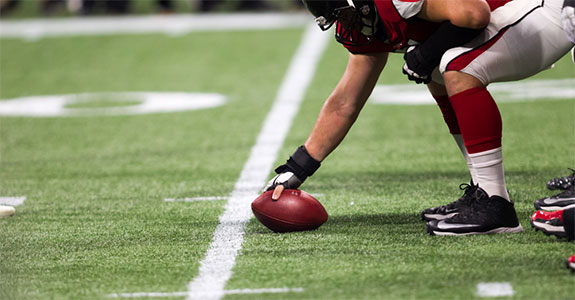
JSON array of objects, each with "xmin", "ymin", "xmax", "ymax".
[
  {"xmin": 304, "ymin": 52, "xmax": 388, "ymax": 161},
  {"xmin": 265, "ymin": 52, "xmax": 388, "ymax": 199}
]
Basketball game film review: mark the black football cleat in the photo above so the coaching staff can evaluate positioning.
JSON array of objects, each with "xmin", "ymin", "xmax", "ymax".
[
  {"xmin": 534, "ymin": 186, "xmax": 575, "ymax": 211},
  {"xmin": 530, "ymin": 210, "xmax": 566, "ymax": 239},
  {"xmin": 421, "ymin": 183, "xmax": 477, "ymax": 221},
  {"xmin": 426, "ymin": 187, "xmax": 523, "ymax": 236},
  {"xmin": 546, "ymin": 168, "xmax": 575, "ymax": 190}
]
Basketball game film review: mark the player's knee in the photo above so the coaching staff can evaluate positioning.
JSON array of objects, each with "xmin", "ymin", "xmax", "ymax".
[
  {"xmin": 452, "ymin": 3, "xmax": 490, "ymax": 29},
  {"xmin": 467, "ymin": 8, "xmax": 490, "ymax": 28},
  {"xmin": 444, "ymin": 71, "xmax": 484, "ymax": 96}
]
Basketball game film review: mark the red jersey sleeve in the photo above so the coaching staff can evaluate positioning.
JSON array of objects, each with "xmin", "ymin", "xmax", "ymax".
[{"xmin": 342, "ymin": 0, "xmax": 511, "ymax": 54}]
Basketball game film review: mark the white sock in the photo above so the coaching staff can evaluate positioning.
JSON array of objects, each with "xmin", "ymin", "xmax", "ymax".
[
  {"xmin": 453, "ymin": 134, "xmax": 478, "ymax": 184},
  {"xmin": 468, "ymin": 147, "xmax": 510, "ymax": 201}
]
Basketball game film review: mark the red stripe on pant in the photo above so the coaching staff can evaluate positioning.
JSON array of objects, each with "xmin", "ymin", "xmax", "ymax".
[
  {"xmin": 449, "ymin": 87, "xmax": 502, "ymax": 154},
  {"xmin": 446, "ymin": 27, "xmax": 509, "ymax": 72}
]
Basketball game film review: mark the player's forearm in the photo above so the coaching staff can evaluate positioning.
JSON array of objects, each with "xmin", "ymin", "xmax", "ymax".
[
  {"xmin": 304, "ymin": 94, "xmax": 364, "ymax": 161},
  {"xmin": 304, "ymin": 52, "xmax": 387, "ymax": 162}
]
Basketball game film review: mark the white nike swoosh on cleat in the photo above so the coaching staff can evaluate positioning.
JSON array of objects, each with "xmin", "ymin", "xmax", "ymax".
[
  {"xmin": 424, "ymin": 213, "xmax": 458, "ymax": 220},
  {"xmin": 543, "ymin": 197, "xmax": 575, "ymax": 204},
  {"xmin": 436, "ymin": 220, "xmax": 480, "ymax": 229},
  {"xmin": 432, "ymin": 225, "xmax": 523, "ymax": 236}
]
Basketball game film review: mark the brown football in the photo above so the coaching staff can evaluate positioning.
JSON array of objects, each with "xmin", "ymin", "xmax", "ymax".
[{"xmin": 251, "ymin": 189, "xmax": 328, "ymax": 233}]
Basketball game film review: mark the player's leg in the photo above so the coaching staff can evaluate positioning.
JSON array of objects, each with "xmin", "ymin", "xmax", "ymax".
[
  {"xmin": 443, "ymin": 0, "xmax": 571, "ymax": 198},
  {"xmin": 445, "ymin": 0, "xmax": 572, "ymax": 198},
  {"xmin": 421, "ymin": 81, "xmax": 479, "ymax": 221},
  {"xmin": 426, "ymin": 81, "xmax": 477, "ymax": 183},
  {"xmin": 444, "ymin": 72, "xmax": 509, "ymax": 200},
  {"xmin": 427, "ymin": 0, "xmax": 574, "ymax": 235}
]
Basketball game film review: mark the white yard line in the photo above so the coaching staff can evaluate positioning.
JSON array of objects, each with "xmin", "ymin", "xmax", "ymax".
[
  {"xmin": 0, "ymin": 13, "xmax": 309, "ymax": 40},
  {"xmin": 185, "ymin": 23, "xmax": 329, "ymax": 300},
  {"xmin": 108, "ymin": 287, "xmax": 304, "ymax": 298},
  {"xmin": 477, "ymin": 282, "xmax": 515, "ymax": 297}
]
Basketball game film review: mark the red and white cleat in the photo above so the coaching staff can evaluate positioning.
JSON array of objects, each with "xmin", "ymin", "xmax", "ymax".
[
  {"xmin": 530, "ymin": 210, "xmax": 566, "ymax": 238},
  {"xmin": 566, "ymin": 255, "xmax": 575, "ymax": 273}
]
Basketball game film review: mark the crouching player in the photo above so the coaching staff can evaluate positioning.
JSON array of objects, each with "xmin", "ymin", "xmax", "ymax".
[
  {"xmin": 266, "ymin": 0, "xmax": 574, "ymax": 236},
  {"xmin": 265, "ymin": 0, "xmax": 511, "ymax": 232}
]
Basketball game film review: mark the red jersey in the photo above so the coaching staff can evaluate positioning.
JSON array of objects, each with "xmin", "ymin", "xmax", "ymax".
[{"xmin": 344, "ymin": 0, "xmax": 510, "ymax": 54}]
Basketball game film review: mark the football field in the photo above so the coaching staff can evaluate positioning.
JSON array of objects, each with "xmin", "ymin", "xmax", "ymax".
[{"xmin": 1, "ymin": 14, "xmax": 574, "ymax": 299}]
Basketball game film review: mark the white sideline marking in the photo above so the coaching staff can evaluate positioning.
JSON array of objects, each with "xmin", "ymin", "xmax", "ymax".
[
  {"xmin": 0, "ymin": 197, "xmax": 26, "ymax": 206},
  {"xmin": 0, "ymin": 13, "xmax": 309, "ymax": 40},
  {"xmin": 477, "ymin": 282, "xmax": 515, "ymax": 297},
  {"xmin": 185, "ymin": 23, "xmax": 329, "ymax": 300},
  {"xmin": 108, "ymin": 287, "xmax": 304, "ymax": 298},
  {"xmin": 369, "ymin": 78, "xmax": 575, "ymax": 105}
]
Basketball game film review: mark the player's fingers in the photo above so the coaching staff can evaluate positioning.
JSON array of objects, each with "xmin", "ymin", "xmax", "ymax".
[{"xmin": 272, "ymin": 185, "xmax": 284, "ymax": 201}]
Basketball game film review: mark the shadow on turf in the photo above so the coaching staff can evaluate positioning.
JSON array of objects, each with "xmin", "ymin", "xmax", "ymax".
[{"xmin": 250, "ymin": 212, "xmax": 424, "ymax": 235}]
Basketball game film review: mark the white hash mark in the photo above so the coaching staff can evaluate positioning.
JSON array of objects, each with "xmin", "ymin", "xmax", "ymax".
[
  {"xmin": 0, "ymin": 197, "xmax": 26, "ymax": 206},
  {"xmin": 477, "ymin": 282, "xmax": 515, "ymax": 297}
]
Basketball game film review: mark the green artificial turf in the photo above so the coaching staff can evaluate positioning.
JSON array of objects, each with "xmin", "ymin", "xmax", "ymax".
[
  {"xmin": 1, "ymin": 25, "xmax": 574, "ymax": 300},
  {"xmin": 0, "ymin": 28, "xmax": 302, "ymax": 299}
]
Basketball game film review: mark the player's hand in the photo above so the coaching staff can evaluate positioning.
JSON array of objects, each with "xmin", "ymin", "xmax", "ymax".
[
  {"xmin": 262, "ymin": 145, "xmax": 321, "ymax": 200},
  {"xmin": 263, "ymin": 171, "xmax": 302, "ymax": 200},
  {"xmin": 562, "ymin": 0, "xmax": 575, "ymax": 43},
  {"xmin": 402, "ymin": 46, "xmax": 434, "ymax": 84}
]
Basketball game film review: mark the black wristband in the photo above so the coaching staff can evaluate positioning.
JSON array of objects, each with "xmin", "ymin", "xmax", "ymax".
[
  {"xmin": 274, "ymin": 146, "xmax": 321, "ymax": 182},
  {"xmin": 417, "ymin": 21, "xmax": 483, "ymax": 68},
  {"xmin": 565, "ymin": 0, "xmax": 575, "ymax": 8}
]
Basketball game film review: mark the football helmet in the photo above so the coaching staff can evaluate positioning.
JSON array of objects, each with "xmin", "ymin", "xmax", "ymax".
[{"xmin": 301, "ymin": 0, "xmax": 379, "ymax": 46}]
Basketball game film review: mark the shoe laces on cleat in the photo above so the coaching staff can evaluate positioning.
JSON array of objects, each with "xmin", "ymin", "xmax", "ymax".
[
  {"xmin": 448, "ymin": 188, "xmax": 490, "ymax": 223},
  {"xmin": 438, "ymin": 183, "xmax": 478, "ymax": 211},
  {"xmin": 449, "ymin": 188, "xmax": 518, "ymax": 225}
]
